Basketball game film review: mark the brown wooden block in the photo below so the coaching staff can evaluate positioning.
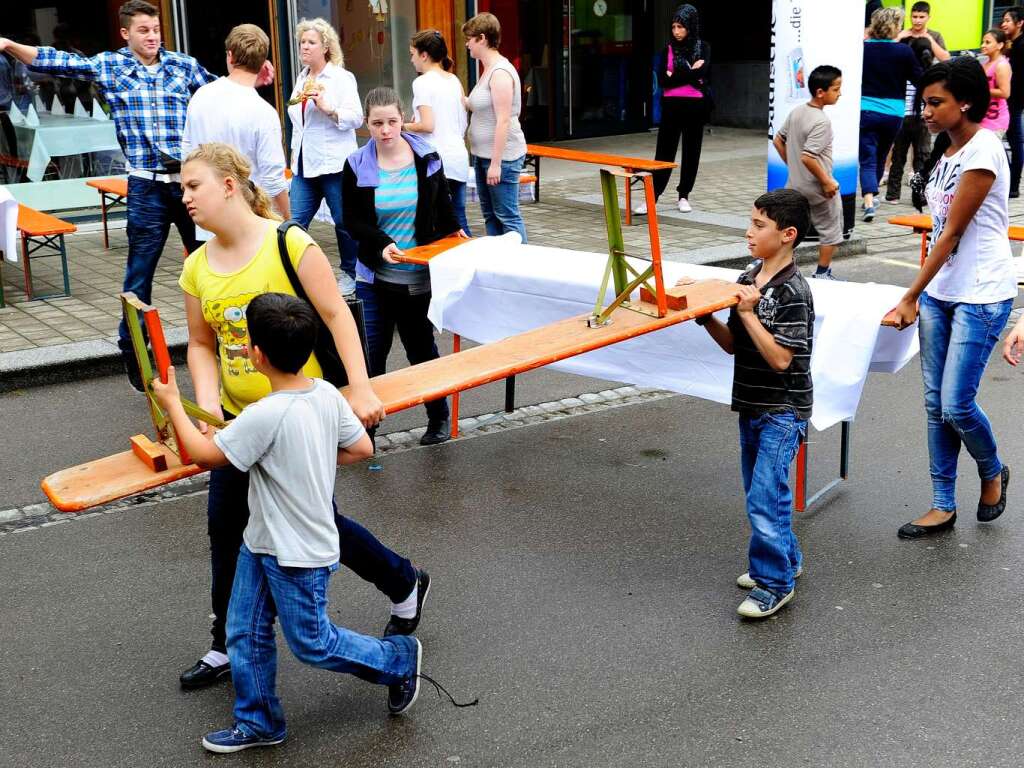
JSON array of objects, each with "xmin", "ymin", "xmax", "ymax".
[
  {"xmin": 130, "ymin": 434, "xmax": 168, "ymax": 472},
  {"xmin": 639, "ymin": 278, "xmax": 738, "ymax": 312}
]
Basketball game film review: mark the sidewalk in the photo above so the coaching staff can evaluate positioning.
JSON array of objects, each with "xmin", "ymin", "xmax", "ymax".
[{"xmin": 0, "ymin": 126, "xmax": 991, "ymax": 389}]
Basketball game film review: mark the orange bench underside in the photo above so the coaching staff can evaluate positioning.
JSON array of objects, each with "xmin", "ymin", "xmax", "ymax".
[
  {"xmin": 41, "ymin": 278, "xmax": 741, "ymax": 513},
  {"xmin": 889, "ymin": 213, "xmax": 1024, "ymax": 241},
  {"xmin": 526, "ymin": 144, "xmax": 677, "ymax": 171},
  {"xmin": 86, "ymin": 177, "xmax": 128, "ymax": 197}
]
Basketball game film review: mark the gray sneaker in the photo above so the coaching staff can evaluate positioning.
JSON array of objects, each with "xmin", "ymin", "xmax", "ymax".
[
  {"xmin": 337, "ymin": 271, "xmax": 357, "ymax": 297},
  {"xmin": 810, "ymin": 268, "xmax": 836, "ymax": 281}
]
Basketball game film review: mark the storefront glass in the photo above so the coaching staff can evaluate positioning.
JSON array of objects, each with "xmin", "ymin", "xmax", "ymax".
[{"xmin": 291, "ymin": 0, "xmax": 417, "ymax": 117}]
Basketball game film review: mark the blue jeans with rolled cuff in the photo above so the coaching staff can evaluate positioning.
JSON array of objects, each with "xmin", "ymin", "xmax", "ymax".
[
  {"xmin": 447, "ymin": 179, "xmax": 471, "ymax": 236},
  {"xmin": 918, "ymin": 292, "xmax": 1012, "ymax": 512},
  {"xmin": 227, "ymin": 544, "xmax": 419, "ymax": 739},
  {"xmin": 739, "ymin": 410, "xmax": 806, "ymax": 596},
  {"xmin": 290, "ymin": 171, "xmax": 359, "ymax": 279}
]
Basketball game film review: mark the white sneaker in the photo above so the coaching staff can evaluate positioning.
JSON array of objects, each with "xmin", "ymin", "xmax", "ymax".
[
  {"xmin": 736, "ymin": 565, "xmax": 803, "ymax": 590},
  {"xmin": 632, "ymin": 202, "xmax": 648, "ymax": 215},
  {"xmin": 337, "ymin": 271, "xmax": 357, "ymax": 297},
  {"xmin": 737, "ymin": 587, "xmax": 794, "ymax": 619},
  {"xmin": 677, "ymin": 198, "xmax": 692, "ymax": 213}
]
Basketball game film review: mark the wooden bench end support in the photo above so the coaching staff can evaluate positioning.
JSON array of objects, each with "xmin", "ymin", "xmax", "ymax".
[
  {"xmin": 130, "ymin": 434, "xmax": 168, "ymax": 472},
  {"xmin": 640, "ymin": 279, "xmax": 737, "ymax": 313}
]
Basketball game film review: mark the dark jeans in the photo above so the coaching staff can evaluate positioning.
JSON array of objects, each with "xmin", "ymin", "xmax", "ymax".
[
  {"xmin": 290, "ymin": 171, "xmax": 359, "ymax": 279},
  {"xmin": 858, "ymin": 110, "xmax": 903, "ymax": 197},
  {"xmin": 117, "ymin": 176, "xmax": 199, "ymax": 351},
  {"xmin": 447, "ymin": 178, "xmax": 471, "ymax": 236},
  {"xmin": 356, "ymin": 278, "xmax": 449, "ymax": 423},
  {"xmin": 206, "ymin": 462, "xmax": 416, "ymax": 653},
  {"xmin": 653, "ymin": 96, "xmax": 707, "ymax": 200},
  {"xmin": 1008, "ymin": 106, "xmax": 1023, "ymax": 193},
  {"xmin": 886, "ymin": 115, "xmax": 930, "ymax": 200}
]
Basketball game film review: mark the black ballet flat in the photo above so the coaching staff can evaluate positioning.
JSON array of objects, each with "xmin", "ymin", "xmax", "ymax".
[
  {"xmin": 897, "ymin": 511, "xmax": 957, "ymax": 539},
  {"xmin": 978, "ymin": 465, "xmax": 1010, "ymax": 522}
]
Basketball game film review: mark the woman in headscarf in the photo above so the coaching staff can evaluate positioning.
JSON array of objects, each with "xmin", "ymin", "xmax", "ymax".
[{"xmin": 637, "ymin": 4, "xmax": 711, "ymax": 216}]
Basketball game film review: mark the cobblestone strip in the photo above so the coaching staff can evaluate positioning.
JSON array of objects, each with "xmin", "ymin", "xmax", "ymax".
[{"xmin": 0, "ymin": 385, "xmax": 675, "ymax": 536}]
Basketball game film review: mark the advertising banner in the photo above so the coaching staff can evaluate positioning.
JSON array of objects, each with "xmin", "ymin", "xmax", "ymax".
[{"xmin": 768, "ymin": 0, "xmax": 864, "ymax": 233}]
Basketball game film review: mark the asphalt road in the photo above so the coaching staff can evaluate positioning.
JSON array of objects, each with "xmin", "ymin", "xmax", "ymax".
[{"xmin": 7, "ymin": 247, "xmax": 1024, "ymax": 766}]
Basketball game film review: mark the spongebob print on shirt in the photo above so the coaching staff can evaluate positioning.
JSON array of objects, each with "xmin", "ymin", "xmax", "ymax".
[{"xmin": 204, "ymin": 290, "xmax": 261, "ymax": 378}]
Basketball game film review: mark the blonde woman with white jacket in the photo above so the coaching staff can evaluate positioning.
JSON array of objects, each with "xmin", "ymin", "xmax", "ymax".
[{"xmin": 287, "ymin": 17, "xmax": 363, "ymax": 295}]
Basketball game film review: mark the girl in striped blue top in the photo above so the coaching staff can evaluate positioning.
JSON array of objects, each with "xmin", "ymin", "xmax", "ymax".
[{"xmin": 343, "ymin": 87, "xmax": 466, "ymax": 445}]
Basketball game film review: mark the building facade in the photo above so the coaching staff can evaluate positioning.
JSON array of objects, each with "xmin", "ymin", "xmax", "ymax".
[{"xmin": 0, "ymin": 0, "xmax": 1000, "ymax": 211}]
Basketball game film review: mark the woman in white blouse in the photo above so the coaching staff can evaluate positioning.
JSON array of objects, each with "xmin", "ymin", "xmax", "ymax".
[
  {"xmin": 287, "ymin": 17, "xmax": 363, "ymax": 296},
  {"xmin": 404, "ymin": 29, "xmax": 471, "ymax": 234}
]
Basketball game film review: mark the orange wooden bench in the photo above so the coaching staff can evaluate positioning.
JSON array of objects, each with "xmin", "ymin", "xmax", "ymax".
[
  {"xmin": 889, "ymin": 213, "xmax": 1024, "ymax": 265},
  {"xmin": 86, "ymin": 177, "xmax": 128, "ymax": 250},
  {"xmin": 524, "ymin": 144, "xmax": 677, "ymax": 225},
  {"xmin": 0, "ymin": 205, "xmax": 76, "ymax": 305}
]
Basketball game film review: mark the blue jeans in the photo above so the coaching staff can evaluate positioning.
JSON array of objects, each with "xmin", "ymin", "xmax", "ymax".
[
  {"xmin": 356, "ymin": 280, "xmax": 449, "ymax": 423},
  {"xmin": 474, "ymin": 155, "xmax": 527, "ymax": 241},
  {"xmin": 1007, "ymin": 106, "xmax": 1023, "ymax": 193},
  {"xmin": 447, "ymin": 178, "xmax": 471, "ymax": 236},
  {"xmin": 228, "ymin": 544, "xmax": 419, "ymax": 739},
  {"xmin": 858, "ymin": 110, "xmax": 903, "ymax": 196},
  {"xmin": 739, "ymin": 411, "xmax": 806, "ymax": 595},
  {"xmin": 117, "ymin": 176, "xmax": 198, "ymax": 351},
  {"xmin": 290, "ymin": 171, "xmax": 359, "ymax": 279},
  {"xmin": 207, "ymin": 463, "xmax": 416, "ymax": 653},
  {"xmin": 918, "ymin": 293, "xmax": 1012, "ymax": 512}
]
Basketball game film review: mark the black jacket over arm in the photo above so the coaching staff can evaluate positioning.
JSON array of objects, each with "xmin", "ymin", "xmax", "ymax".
[
  {"xmin": 342, "ymin": 151, "xmax": 461, "ymax": 274},
  {"xmin": 656, "ymin": 41, "xmax": 712, "ymax": 91}
]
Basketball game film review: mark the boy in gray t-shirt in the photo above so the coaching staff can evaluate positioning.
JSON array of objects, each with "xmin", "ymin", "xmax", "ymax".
[
  {"xmin": 154, "ymin": 293, "xmax": 423, "ymax": 754},
  {"xmin": 772, "ymin": 65, "xmax": 844, "ymax": 279}
]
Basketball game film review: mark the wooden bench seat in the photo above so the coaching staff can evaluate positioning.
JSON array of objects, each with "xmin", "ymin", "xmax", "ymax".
[
  {"xmin": 889, "ymin": 213, "xmax": 1024, "ymax": 265},
  {"xmin": 0, "ymin": 205, "xmax": 76, "ymax": 304}
]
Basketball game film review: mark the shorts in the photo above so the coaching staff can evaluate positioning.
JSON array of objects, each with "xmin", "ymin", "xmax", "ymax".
[{"xmin": 808, "ymin": 194, "xmax": 843, "ymax": 246}]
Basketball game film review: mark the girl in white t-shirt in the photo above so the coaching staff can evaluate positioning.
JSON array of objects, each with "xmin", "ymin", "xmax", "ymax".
[
  {"xmin": 889, "ymin": 59, "xmax": 1016, "ymax": 540},
  {"xmin": 404, "ymin": 29, "xmax": 471, "ymax": 234}
]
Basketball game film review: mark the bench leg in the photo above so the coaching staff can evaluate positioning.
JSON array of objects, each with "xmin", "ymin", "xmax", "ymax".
[
  {"xmin": 624, "ymin": 171, "xmax": 633, "ymax": 227},
  {"xmin": 0, "ymin": 255, "xmax": 5, "ymax": 308},
  {"xmin": 919, "ymin": 231, "xmax": 927, "ymax": 266},
  {"xmin": 21, "ymin": 233, "xmax": 33, "ymax": 300},
  {"xmin": 504, "ymin": 375, "xmax": 516, "ymax": 413},
  {"xmin": 794, "ymin": 438, "xmax": 808, "ymax": 513},
  {"xmin": 450, "ymin": 333, "xmax": 461, "ymax": 439},
  {"xmin": 59, "ymin": 234, "xmax": 70, "ymax": 297},
  {"xmin": 100, "ymin": 193, "xmax": 110, "ymax": 250}
]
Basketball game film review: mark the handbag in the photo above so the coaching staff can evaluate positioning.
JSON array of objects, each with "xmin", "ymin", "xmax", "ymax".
[{"xmin": 275, "ymin": 219, "xmax": 371, "ymax": 387}]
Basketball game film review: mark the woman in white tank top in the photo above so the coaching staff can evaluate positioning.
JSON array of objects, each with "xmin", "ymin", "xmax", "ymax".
[
  {"xmin": 404, "ymin": 29, "xmax": 472, "ymax": 234},
  {"xmin": 462, "ymin": 12, "xmax": 528, "ymax": 242}
]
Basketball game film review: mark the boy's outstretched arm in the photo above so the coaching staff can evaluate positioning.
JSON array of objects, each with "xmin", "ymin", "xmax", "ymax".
[
  {"xmin": 152, "ymin": 366, "xmax": 230, "ymax": 469},
  {"xmin": 338, "ymin": 433, "xmax": 374, "ymax": 466},
  {"xmin": 735, "ymin": 286, "xmax": 794, "ymax": 372}
]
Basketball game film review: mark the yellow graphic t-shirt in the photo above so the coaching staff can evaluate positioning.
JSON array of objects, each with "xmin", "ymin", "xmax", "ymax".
[{"xmin": 179, "ymin": 222, "xmax": 324, "ymax": 416}]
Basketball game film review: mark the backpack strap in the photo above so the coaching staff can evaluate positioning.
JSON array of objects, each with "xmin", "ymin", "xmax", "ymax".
[{"xmin": 276, "ymin": 218, "xmax": 310, "ymax": 301}]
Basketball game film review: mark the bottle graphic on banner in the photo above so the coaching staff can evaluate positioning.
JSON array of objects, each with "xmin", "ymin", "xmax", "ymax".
[{"xmin": 768, "ymin": 0, "xmax": 863, "ymax": 236}]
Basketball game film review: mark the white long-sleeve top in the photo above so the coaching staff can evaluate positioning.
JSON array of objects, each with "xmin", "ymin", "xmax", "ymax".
[
  {"xmin": 287, "ymin": 63, "xmax": 363, "ymax": 178},
  {"xmin": 182, "ymin": 77, "xmax": 288, "ymax": 197}
]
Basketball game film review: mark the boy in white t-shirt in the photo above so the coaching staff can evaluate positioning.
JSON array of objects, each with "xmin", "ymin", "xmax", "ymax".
[
  {"xmin": 153, "ymin": 293, "xmax": 422, "ymax": 754},
  {"xmin": 181, "ymin": 24, "xmax": 289, "ymax": 222}
]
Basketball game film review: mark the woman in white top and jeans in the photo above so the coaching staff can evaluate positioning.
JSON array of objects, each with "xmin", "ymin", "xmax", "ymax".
[
  {"xmin": 287, "ymin": 18, "xmax": 363, "ymax": 295},
  {"xmin": 405, "ymin": 29, "xmax": 471, "ymax": 235},
  {"xmin": 463, "ymin": 12, "xmax": 527, "ymax": 242},
  {"xmin": 889, "ymin": 59, "xmax": 1016, "ymax": 539}
]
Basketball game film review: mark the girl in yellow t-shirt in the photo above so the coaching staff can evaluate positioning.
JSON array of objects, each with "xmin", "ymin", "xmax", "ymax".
[{"xmin": 174, "ymin": 143, "xmax": 422, "ymax": 690}]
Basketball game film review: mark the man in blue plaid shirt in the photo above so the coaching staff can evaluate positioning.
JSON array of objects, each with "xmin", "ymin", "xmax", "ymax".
[{"xmin": 0, "ymin": 0, "xmax": 217, "ymax": 390}]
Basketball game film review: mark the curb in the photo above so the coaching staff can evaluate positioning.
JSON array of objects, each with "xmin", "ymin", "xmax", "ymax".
[{"xmin": 0, "ymin": 327, "xmax": 189, "ymax": 393}]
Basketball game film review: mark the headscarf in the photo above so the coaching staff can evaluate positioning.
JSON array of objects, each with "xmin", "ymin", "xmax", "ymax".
[{"xmin": 670, "ymin": 4, "xmax": 702, "ymax": 62}]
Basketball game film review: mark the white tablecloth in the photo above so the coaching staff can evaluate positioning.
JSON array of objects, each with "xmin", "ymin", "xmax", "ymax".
[
  {"xmin": 0, "ymin": 186, "xmax": 18, "ymax": 264},
  {"xmin": 425, "ymin": 236, "xmax": 920, "ymax": 431},
  {"xmin": 14, "ymin": 113, "xmax": 121, "ymax": 181}
]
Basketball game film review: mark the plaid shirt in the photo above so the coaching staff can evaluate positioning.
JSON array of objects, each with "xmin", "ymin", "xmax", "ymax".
[{"xmin": 30, "ymin": 46, "xmax": 215, "ymax": 172}]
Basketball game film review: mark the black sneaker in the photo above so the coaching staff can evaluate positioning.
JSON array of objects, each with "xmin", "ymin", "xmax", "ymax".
[
  {"xmin": 420, "ymin": 418, "xmax": 451, "ymax": 445},
  {"xmin": 120, "ymin": 346, "xmax": 145, "ymax": 393},
  {"xmin": 384, "ymin": 570, "xmax": 430, "ymax": 636},
  {"xmin": 387, "ymin": 637, "xmax": 422, "ymax": 715}
]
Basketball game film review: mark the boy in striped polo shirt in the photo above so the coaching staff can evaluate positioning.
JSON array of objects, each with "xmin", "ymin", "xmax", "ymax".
[{"xmin": 688, "ymin": 189, "xmax": 815, "ymax": 619}]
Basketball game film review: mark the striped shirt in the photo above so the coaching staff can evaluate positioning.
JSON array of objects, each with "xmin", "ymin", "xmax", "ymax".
[
  {"xmin": 727, "ymin": 262, "xmax": 814, "ymax": 421},
  {"xmin": 374, "ymin": 163, "xmax": 423, "ymax": 283},
  {"xmin": 30, "ymin": 46, "xmax": 215, "ymax": 172}
]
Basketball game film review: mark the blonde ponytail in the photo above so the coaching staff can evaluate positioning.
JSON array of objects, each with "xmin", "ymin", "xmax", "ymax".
[{"xmin": 183, "ymin": 142, "xmax": 280, "ymax": 220}]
